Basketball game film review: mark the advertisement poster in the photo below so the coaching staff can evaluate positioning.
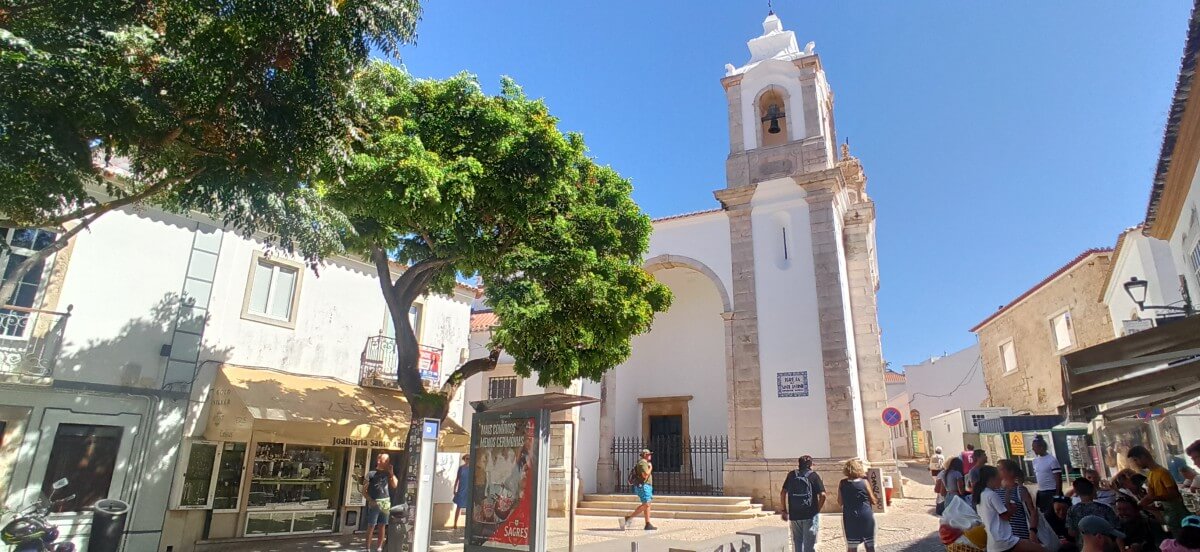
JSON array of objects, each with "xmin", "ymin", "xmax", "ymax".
[{"xmin": 466, "ymin": 410, "xmax": 545, "ymax": 552}]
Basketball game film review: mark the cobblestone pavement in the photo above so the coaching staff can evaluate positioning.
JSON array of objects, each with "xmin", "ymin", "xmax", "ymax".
[{"xmin": 220, "ymin": 466, "xmax": 944, "ymax": 552}]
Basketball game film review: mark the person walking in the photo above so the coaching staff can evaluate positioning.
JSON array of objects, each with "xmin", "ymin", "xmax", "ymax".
[
  {"xmin": 998, "ymin": 459, "xmax": 1040, "ymax": 544},
  {"xmin": 1078, "ymin": 515, "xmax": 1125, "ymax": 552},
  {"xmin": 941, "ymin": 456, "xmax": 968, "ymax": 512},
  {"xmin": 621, "ymin": 449, "xmax": 657, "ymax": 531},
  {"xmin": 1031, "ymin": 436, "xmax": 1064, "ymax": 516},
  {"xmin": 838, "ymin": 458, "xmax": 877, "ymax": 552},
  {"xmin": 781, "ymin": 455, "xmax": 826, "ymax": 552},
  {"xmin": 1128, "ymin": 445, "xmax": 1188, "ymax": 536},
  {"xmin": 363, "ymin": 453, "xmax": 398, "ymax": 552},
  {"xmin": 975, "ymin": 465, "xmax": 1045, "ymax": 552},
  {"xmin": 931, "ymin": 447, "xmax": 947, "ymax": 478},
  {"xmin": 452, "ymin": 454, "xmax": 470, "ymax": 528}
]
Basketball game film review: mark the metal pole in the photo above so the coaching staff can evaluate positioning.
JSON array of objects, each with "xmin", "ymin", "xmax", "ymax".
[{"xmin": 551, "ymin": 420, "xmax": 577, "ymax": 552}]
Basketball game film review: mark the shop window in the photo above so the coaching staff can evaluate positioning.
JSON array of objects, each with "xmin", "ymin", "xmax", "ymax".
[
  {"xmin": 1050, "ymin": 311, "xmax": 1074, "ymax": 351},
  {"xmin": 249, "ymin": 443, "xmax": 343, "ymax": 516},
  {"xmin": 488, "ymin": 376, "xmax": 518, "ymax": 400},
  {"xmin": 177, "ymin": 441, "xmax": 247, "ymax": 510},
  {"xmin": 999, "ymin": 340, "xmax": 1018, "ymax": 374},
  {"xmin": 1, "ymin": 227, "xmax": 57, "ymax": 337},
  {"xmin": 242, "ymin": 255, "xmax": 302, "ymax": 326},
  {"xmin": 42, "ymin": 423, "xmax": 122, "ymax": 512}
]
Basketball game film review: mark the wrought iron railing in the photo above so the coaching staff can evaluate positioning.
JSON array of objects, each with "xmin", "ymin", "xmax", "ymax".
[
  {"xmin": 612, "ymin": 435, "xmax": 728, "ymax": 496},
  {"xmin": 359, "ymin": 335, "xmax": 443, "ymax": 390},
  {"xmin": 0, "ymin": 304, "xmax": 72, "ymax": 378}
]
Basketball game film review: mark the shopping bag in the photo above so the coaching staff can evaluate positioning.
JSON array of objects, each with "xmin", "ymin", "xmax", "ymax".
[{"xmin": 941, "ymin": 495, "xmax": 981, "ymax": 530}]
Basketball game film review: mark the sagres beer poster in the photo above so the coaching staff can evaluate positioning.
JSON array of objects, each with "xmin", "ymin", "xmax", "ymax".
[{"xmin": 466, "ymin": 410, "xmax": 544, "ymax": 551}]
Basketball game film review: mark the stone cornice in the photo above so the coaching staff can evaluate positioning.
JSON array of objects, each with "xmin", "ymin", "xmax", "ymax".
[
  {"xmin": 714, "ymin": 185, "xmax": 758, "ymax": 209},
  {"xmin": 721, "ymin": 74, "xmax": 744, "ymax": 90},
  {"xmin": 844, "ymin": 202, "xmax": 876, "ymax": 226}
]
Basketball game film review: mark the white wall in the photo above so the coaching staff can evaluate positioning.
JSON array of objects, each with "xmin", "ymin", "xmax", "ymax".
[
  {"xmin": 750, "ymin": 177, "xmax": 830, "ymax": 458},
  {"xmin": 55, "ymin": 209, "xmax": 198, "ymax": 388},
  {"xmin": 1166, "ymin": 160, "xmax": 1200, "ymax": 313},
  {"xmin": 929, "ymin": 410, "xmax": 968, "ymax": 456},
  {"xmin": 904, "ymin": 344, "xmax": 988, "ymax": 422},
  {"xmin": 1102, "ymin": 230, "xmax": 1183, "ymax": 337},
  {"xmin": 612, "ymin": 267, "xmax": 729, "ymax": 439},
  {"xmin": 646, "ymin": 212, "xmax": 732, "ymax": 301},
  {"xmin": 577, "ymin": 379, "xmax": 602, "ymax": 494},
  {"xmin": 203, "ymin": 236, "xmax": 472, "ymax": 384}
]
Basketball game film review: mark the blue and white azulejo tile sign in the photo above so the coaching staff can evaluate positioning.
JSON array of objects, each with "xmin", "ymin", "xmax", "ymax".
[{"xmin": 776, "ymin": 371, "xmax": 809, "ymax": 398}]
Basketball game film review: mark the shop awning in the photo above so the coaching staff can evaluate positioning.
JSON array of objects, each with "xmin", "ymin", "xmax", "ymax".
[
  {"xmin": 203, "ymin": 364, "xmax": 470, "ymax": 452},
  {"xmin": 1061, "ymin": 316, "xmax": 1200, "ymax": 422}
]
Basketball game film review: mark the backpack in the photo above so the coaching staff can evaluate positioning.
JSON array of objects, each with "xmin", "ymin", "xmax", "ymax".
[
  {"xmin": 786, "ymin": 469, "xmax": 814, "ymax": 512},
  {"xmin": 627, "ymin": 466, "xmax": 639, "ymax": 486}
]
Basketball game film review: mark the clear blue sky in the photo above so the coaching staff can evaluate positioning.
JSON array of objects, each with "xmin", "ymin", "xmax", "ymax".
[{"xmin": 393, "ymin": 1, "xmax": 1191, "ymax": 369}]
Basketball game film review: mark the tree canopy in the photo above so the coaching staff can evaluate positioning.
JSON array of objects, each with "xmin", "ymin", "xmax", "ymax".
[
  {"xmin": 0, "ymin": 0, "xmax": 421, "ymax": 300},
  {"xmin": 329, "ymin": 62, "xmax": 671, "ymax": 398}
]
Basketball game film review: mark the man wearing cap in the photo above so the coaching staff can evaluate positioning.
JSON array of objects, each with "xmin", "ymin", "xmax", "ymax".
[
  {"xmin": 621, "ymin": 449, "xmax": 657, "ymax": 531},
  {"xmin": 1078, "ymin": 515, "xmax": 1124, "ymax": 552}
]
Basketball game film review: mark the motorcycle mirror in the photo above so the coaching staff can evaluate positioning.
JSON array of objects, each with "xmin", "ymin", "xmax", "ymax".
[
  {"xmin": 60, "ymin": 494, "xmax": 76, "ymax": 502},
  {"xmin": 52, "ymin": 478, "xmax": 68, "ymax": 490}
]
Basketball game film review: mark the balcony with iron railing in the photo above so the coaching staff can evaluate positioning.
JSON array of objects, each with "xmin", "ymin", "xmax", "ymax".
[
  {"xmin": 359, "ymin": 335, "xmax": 443, "ymax": 391},
  {"xmin": 0, "ymin": 304, "xmax": 72, "ymax": 383}
]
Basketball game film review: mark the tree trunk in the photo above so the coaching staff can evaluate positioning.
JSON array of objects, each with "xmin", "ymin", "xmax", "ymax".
[{"xmin": 369, "ymin": 249, "xmax": 499, "ymax": 550}]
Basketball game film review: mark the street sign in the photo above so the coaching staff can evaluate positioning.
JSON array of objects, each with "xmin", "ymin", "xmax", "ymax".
[
  {"xmin": 1136, "ymin": 408, "xmax": 1164, "ymax": 420},
  {"xmin": 1009, "ymin": 432, "xmax": 1026, "ymax": 456},
  {"xmin": 882, "ymin": 407, "xmax": 902, "ymax": 427}
]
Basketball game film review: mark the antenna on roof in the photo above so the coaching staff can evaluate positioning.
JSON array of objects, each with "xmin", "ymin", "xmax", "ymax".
[{"xmin": 768, "ymin": 0, "xmax": 774, "ymax": 15}]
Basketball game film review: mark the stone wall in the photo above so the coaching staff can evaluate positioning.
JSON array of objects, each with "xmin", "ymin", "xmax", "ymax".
[{"xmin": 976, "ymin": 252, "xmax": 1115, "ymax": 414}]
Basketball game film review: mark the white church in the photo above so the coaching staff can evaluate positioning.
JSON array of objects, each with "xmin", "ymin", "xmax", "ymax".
[{"xmin": 460, "ymin": 12, "xmax": 894, "ymax": 513}]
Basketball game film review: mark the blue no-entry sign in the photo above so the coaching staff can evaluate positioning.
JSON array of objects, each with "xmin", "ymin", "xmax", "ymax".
[{"xmin": 882, "ymin": 407, "xmax": 903, "ymax": 427}]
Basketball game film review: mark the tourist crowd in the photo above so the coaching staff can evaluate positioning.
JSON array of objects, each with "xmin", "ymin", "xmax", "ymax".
[{"xmin": 932, "ymin": 437, "xmax": 1200, "ymax": 552}]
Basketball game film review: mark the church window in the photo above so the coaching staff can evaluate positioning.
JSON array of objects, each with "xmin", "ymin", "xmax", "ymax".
[{"xmin": 757, "ymin": 87, "xmax": 788, "ymax": 148}]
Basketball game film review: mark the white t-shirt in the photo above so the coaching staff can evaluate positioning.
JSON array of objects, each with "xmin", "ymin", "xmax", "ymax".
[
  {"xmin": 1031, "ymin": 453, "xmax": 1062, "ymax": 491},
  {"xmin": 980, "ymin": 487, "xmax": 1020, "ymax": 552},
  {"xmin": 930, "ymin": 454, "xmax": 946, "ymax": 471}
]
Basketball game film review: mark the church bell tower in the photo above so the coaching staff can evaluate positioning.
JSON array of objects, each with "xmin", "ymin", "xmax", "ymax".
[{"xmin": 714, "ymin": 12, "xmax": 895, "ymax": 509}]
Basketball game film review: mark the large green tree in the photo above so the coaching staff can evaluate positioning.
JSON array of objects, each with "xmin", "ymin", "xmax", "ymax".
[
  {"xmin": 328, "ymin": 61, "xmax": 670, "ymax": 507},
  {"xmin": 0, "ymin": 0, "xmax": 421, "ymax": 303}
]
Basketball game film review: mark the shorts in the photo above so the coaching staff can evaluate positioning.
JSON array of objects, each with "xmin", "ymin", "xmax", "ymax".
[
  {"xmin": 366, "ymin": 498, "xmax": 391, "ymax": 526},
  {"xmin": 634, "ymin": 484, "xmax": 654, "ymax": 504}
]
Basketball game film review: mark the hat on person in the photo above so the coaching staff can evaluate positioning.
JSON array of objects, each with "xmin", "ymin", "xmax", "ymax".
[
  {"xmin": 935, "ymin": 447, "xmax": 943, "ymax": 453},
  {"xmin": 1183, "ymin": 515, "xmax": 1200, "ymax": 529},
  {"xmin": 1079, "ymin": 515, "xmax": 1125, "ymax": 539},
  {"xmin": 641, "ymin": 449, "xmax": 652, "ymax": 456}
]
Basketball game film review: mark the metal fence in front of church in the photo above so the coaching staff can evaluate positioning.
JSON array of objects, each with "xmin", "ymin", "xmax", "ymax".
[{"xmin": 611, "ymin": 435, "xmax": 728, "ymax": 496}]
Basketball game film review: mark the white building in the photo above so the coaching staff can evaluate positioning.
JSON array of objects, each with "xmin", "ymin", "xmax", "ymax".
[
  {"xmin": 0, "ymin": 206, "xmax": 475, "ymax": 551},
  {"xmin": 902, "ymin": 344, "xmax": 988, "ymax": 437},
  {"xmin": 459, "ymin": 12, "xmax": 895, "ymax": 511},
  {"xmin": 927, "ymin": 407, "xmax": 1012, "ymax": 457},
  {"xmin": 1099, "ymin": 226, "xmax": 1185, "ymax": 337},
  {"xmin": 884, "ymin": 371, "xmax": 912, "ymax": 458}
]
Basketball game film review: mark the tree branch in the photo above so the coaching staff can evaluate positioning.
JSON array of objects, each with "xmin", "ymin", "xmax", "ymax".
[
  {"xmin": 1, "ymin": 216, "xmax": 91, "ymax": 305},
  {"xmin": 440, "ymin": 348, "xmax": 500, "ymax": 398},
  {"xmin": 45, "ymin": 166, "xmax": 206, "ymax": 227}
]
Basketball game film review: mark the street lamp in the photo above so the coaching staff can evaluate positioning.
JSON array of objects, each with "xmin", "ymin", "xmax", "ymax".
[{"xmin": 1123, "ymin": 276, "xmax": 1195, "ymax": 315}]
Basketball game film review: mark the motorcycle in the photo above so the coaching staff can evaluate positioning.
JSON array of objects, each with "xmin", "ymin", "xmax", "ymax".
[{"xmin": 1, "ymin": 478, "xmax": 76, "ymax": 552}]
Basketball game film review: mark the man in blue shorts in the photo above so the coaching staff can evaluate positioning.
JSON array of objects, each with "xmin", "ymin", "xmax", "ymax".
[
  {"xmin": 621, "ymin": 449, "xmax": 657, "ymax": 531},
  {"xmin": 362, "ymin": 453, "xmax": 398, "ymax": 552}
]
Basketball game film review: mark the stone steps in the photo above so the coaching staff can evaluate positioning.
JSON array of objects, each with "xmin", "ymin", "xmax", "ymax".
[{"xmin": 576, "ymin": 494, "xmax": 768, "ymax": 521}]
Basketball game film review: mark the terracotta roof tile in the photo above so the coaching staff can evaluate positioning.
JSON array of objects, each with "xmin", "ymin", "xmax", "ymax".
[
  {"xmin": 884, "ymin": 370, "xmax": 906, "ymax": 384},
  {"xmin": 652, "ymin": 208, "xmax": 723, "ymax": 223},
  {"xmin": 470, "ymin": 311, "xmax": 499, "ymax": 332}
]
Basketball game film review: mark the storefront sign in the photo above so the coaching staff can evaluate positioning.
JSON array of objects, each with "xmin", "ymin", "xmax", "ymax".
[
  {"xmin": 911, "ymin": 429, "xmax": 926, "ymax": 455},
  {"xmin": 1008, "ymin": 432, "xmax": 1026, "ymax": 457},
  {"xmin": 331, "ymin": 437, "xmax": 403, "ymax": 448},
  {"xmin": 466, "ymin": 410, "xmax": 547, "ymax": 552},
  {"xmin": 776, "ymin": 371, "xmax": 809, "ymax": 398}
]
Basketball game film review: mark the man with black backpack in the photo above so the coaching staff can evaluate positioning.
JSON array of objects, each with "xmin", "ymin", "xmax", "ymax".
[{"xmin": 780, "ymin": 455, "xmax": 826, "ymax": 552}]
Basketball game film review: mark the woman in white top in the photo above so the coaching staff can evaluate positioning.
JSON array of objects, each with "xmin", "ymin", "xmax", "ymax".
[{"xmin": 975, "ymin": 465, "xmax": 1045, "ymax": 552}]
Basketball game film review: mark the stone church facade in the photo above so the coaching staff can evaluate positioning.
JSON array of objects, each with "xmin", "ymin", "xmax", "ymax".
[
  {"xmin": 598, "ymin": 12, "xmax": 893, "ymax": 510},
  {"xmin": 463, "ymin": 13, "xmax": 895, "ymax": 512}
]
